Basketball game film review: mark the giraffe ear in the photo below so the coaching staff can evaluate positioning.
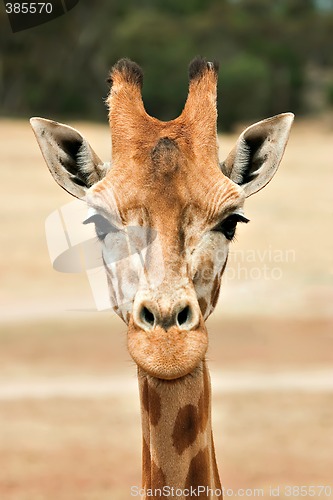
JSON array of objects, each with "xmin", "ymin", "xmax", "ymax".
[
  {"xmin": 30, "ymin": 117, "xmax": 108, "ymax": 199},
  {"xmin": 221, "ymin": 113, "xmax": 294, "ymax": 197}
]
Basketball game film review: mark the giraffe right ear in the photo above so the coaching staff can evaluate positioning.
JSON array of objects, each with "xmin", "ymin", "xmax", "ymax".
[
  {"xmin": 30, "ymin": 118, "xmax": 107, "ymax": 199},
  {"xmin": 221, "ymin": 113, "xmax": 294, "ymax": 197}
]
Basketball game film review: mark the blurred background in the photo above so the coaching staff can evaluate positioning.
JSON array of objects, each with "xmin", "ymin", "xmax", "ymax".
[
  {"xmin": 0, "ymin": 1, "xmax": 332, "ymax": 499},
  {"xmin": 1, "ymin": 0, "xmax": 333, "ymax": 129}
]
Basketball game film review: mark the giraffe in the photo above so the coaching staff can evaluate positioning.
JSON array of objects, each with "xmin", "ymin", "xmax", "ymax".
[{"xmin": 30, "ymin": 57, "xmax": 293, "ymax": 499}]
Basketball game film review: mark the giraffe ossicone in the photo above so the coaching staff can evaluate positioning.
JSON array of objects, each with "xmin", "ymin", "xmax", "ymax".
[{"xmin": 31, "ymin": 57, "xmax": 293, "ymax": 498}]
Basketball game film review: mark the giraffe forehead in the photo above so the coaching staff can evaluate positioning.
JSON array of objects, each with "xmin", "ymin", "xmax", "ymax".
[{"xmin": 90, "ymin": 162, "xmax": 244, "ymax": 227}]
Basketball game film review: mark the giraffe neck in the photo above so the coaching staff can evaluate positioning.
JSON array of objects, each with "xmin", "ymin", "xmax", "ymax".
[{"xmin": 137, "ymin": 360, "xmax": 222, "ymax": 499}]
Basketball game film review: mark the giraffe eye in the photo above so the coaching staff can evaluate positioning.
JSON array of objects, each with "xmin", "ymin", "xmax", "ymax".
[
  {"xmin": 83, "ymin": 214, "xmax": 119, "ymax": 241},
  {"xmin": 212, "ymin": 214, "xmax": 249, "ymax": 241}
]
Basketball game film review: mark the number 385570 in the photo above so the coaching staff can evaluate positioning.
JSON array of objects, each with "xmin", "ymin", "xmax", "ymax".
[{"xmin": 6, "ymin": 3, "xmax": 53, "ymax": 14}]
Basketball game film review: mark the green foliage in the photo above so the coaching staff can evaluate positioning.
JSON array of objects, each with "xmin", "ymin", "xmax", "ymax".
[
  {"xmin": 219, "ymin": 55, "xmax": 270, "ymax": 130},
  {"xmin": 1, "ymin": 0, "xmax": 332, "ymax": 129},
  {"xmin": 327, "ymin": 82, "xmax": 333, "ymax": 107}
]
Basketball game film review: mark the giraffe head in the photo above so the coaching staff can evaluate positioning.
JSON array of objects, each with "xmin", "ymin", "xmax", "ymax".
[{"xmin": 31, "ymin": 58, "xmax": 293, "ymax": 381}]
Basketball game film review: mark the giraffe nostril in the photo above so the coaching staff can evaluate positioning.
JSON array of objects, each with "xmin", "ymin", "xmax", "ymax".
[
  {"xmin": 136, "ymin": 301, "xmax": 197, "ymax": 331},
  {"xmin": 176, "ymin": 305, "xmax": 191, "ymax": 327},
  {"xmin": 140, "ymin": 306, "xmax": 155, "ymax": 327}
]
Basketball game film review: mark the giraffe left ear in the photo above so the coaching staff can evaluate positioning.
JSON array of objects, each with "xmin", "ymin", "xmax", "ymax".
[
  {"xmin": 30, "ymin": 117, "xmax": 107, "ymax": 199},
  {"xmin": 221, "ymin": 113, "xmax": 294, "ymax": 197}
]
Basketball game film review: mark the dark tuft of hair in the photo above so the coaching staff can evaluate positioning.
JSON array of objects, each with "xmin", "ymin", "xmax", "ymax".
[
  {"xmin": 106, "ymin": 58, "xmax": 143, "ymax": 88},
  {"xmin": 188, "ymin": 56, "xmax": 219, "ymax": 81},
  {"xmin": 151, "ymin": 137, "xmax": 180, "ymax": 176}
]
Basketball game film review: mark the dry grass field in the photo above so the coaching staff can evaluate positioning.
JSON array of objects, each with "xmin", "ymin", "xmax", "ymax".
[{"xmin": 0, "ymin": 117, "xmax": 332, "ymax": 499}]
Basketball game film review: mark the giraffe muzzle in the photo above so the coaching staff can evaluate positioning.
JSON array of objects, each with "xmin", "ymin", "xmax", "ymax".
[{"xmin": 127, "ymin": 297, "xmax": 208, "ymax": 380}]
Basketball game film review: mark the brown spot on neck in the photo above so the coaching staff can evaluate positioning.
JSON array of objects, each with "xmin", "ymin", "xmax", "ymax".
[
  {"xmin": 142, "ymin": 438, "xmax": 151, "ymax": 489},
  {"xmin": 185, "ymin": 447, "xmax": 210, "ymax": 498},
  {"xmin": 151, "ymin": 460, "xmax": 166, "ymax": 491},
  {"xmin": 142, "ymin": 378, "xmax": 161, "ymax": 427},
  {"xmin": 172, "ymin": 404, "xmax": 201, "ymax": 455}
]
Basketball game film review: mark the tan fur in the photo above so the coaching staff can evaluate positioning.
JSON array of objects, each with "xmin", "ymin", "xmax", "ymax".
[
  {"xmin": 106, "ymin": 59, "xmax": 219, "ymax": 173},
  {"xmin": 138, "ymin": 361, "xmax": 222, "ymax": 499}
]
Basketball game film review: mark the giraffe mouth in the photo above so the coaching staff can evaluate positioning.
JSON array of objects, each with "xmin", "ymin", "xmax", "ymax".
[{"xmin": 127, "ymin": 319, "xmax": 208, "ymax": 380}]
